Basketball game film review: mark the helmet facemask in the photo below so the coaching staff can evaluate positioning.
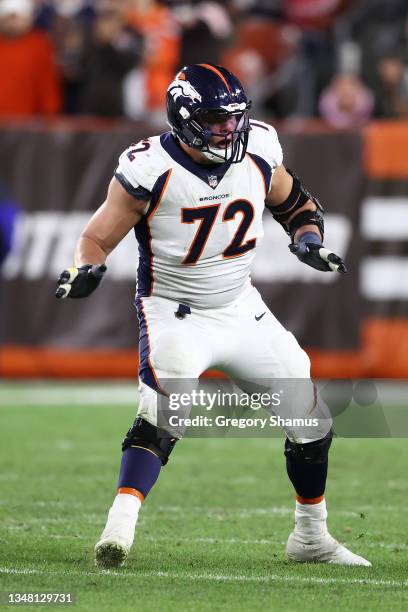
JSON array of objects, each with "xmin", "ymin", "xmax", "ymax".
[{"xmin": 178, "ymin": 107, "xmax": 251, "ymax": 164}]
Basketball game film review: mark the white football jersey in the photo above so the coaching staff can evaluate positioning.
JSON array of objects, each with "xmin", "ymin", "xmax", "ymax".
[{"xmin": 115, "ymin": 120, "xmax": 283, "ymax": 309}]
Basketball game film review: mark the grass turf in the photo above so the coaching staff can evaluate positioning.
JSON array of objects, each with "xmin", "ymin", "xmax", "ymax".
[{"xmin": 0, "ymin": 389, "xmax": 407, "ymax": 611}]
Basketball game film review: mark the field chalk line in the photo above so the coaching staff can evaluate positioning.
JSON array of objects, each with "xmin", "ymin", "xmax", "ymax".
[{"xmin": 1, "ymin": 567, "xmax": 407, "ymax": 588}]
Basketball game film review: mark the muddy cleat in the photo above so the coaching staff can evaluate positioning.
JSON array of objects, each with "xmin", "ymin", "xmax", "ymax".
[
  {"xmin": 286, "ymin": 530, "xmax": 372, "ymax": 566},
  {"xmin": 94, "ymin": 539, "xmax": 130, "ymax": 569}
]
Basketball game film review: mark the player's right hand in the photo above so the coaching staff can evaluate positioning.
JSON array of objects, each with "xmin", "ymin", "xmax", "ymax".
[{"xmin": 55, "ymin": 264, "xmax": 107, "ymax": 299}]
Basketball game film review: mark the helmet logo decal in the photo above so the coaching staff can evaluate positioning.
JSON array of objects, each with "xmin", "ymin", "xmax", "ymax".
[{"xmin": 167, "ymin": 79, "xmax": 202, "ymax": 104}]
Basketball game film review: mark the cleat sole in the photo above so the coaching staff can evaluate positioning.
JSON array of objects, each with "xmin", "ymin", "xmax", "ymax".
[{"xmin": 95, "ymin": 542, "xmax": 128, "ymax": 569}]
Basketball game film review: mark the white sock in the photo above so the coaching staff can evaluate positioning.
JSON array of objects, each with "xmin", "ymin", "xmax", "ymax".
[
  {"xmin": 109, "ymin": 493, "xmax": 142, "ymax": 519},
  {"xmin": 100, "ymin": 494, "xmax": 142, "ymax": 545},
  {"xmin": 294, "ymin": 499, "xmax": 328, "ymax": 540}
]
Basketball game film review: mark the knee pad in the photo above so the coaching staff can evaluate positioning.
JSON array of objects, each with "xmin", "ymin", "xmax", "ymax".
[
  {"xmin": 122, "ymin": 417, "xmax": 178, "ymax": 466},
  {"xmin": 284, "ymin": 430, "xmax": 333, "ymax": 464}
]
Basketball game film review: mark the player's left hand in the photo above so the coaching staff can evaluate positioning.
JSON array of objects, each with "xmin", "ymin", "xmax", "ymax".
[
  {"xmin": 289, "ymin": 233, "xmax": 347, "ymax": 273},
  {"xmin": 55, "ymin": 264, "xmax": 107, "ymax": 299}
]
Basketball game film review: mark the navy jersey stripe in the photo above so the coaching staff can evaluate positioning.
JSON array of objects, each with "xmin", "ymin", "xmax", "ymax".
[
  {"xmin": 247, "ymin": 152, "xmax": 272, "ymax": 196},
  {"xmin": 134, "ymin": 216, "xmax": 152, "ymax": 297},
  {"xmin": 135, "ymin": 297, "xmax": 159, "ymax": 391},
  {"xmin": 146, "ymin": 168, "xmax": 172, "ymax": 219},
  {"xmin": 134, "ymin": 168, "xmax": 172, "ymax": 298}
]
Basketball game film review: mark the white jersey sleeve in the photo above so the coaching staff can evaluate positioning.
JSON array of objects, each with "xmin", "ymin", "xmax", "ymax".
[
  {"xmin": 247, "ymin": 120, "xmax": 283, "ymax": 191},
  {"xmin": 115, "ymin": 137, "xmax": 171, "ymax": 199}
]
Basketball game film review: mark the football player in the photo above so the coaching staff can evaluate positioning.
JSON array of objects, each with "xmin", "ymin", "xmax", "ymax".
[{"xmin": 56, "ymin": 64, "xmax": 371, "ymax": 568}]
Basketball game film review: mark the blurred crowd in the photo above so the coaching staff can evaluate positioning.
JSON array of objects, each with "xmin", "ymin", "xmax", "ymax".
[{"xmin": 0, "ymin": 0, "xmax": 407, "ymax": 126}]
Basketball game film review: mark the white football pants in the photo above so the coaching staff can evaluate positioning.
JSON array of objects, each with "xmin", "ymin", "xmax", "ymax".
[{"xmin": 135, "ymin": 283, "xmax": 331, "ymax": 443}]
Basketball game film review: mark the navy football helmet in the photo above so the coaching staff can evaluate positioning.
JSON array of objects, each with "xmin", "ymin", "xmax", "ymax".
[{"xmin": 166, "ymin": 63, "xmax": 251, "ymax": 164}]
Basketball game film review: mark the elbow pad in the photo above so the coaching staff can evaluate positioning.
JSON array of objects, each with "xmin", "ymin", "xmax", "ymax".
[{"xmin": 268, "ymin": 169, "xmax": 324, "ymax": 240}]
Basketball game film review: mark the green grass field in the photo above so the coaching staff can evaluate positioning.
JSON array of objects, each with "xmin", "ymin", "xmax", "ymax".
[{"xmin": 0, "ymin": 383, "xmax": 407, "ymax": 611}]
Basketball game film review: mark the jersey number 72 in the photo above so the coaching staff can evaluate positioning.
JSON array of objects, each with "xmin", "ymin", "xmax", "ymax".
[{"xmin": 181, "ymin": 200, "xmax": 256, "ymax": 264}]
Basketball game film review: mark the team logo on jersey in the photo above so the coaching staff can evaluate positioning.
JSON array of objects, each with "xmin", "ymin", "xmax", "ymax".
[
  {"xmin": 208, "ymin": 175, "xmax": 218, "ymax": 188},
  {"xmin": 167, "ymin": 79, "xmax": 202, "ymax": 104}
]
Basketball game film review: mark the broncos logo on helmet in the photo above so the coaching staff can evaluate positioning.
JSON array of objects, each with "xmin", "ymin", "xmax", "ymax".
[{"xmin": 167, "ymin": 79, "xmax": 202, "ymax": 105}]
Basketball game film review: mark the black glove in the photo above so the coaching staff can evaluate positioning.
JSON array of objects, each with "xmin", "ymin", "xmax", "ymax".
[
  {"xmin": 55, "ymin": 264, "xmax": 107, "ymax": 299},
  {"xmin": 289, "ymin": 232, "xmax": 347, "ymax": 273}
]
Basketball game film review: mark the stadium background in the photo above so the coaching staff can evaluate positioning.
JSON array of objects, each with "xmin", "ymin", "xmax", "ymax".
[
  {"xmin": 1, "ymin": 2, "xmax": 408, "ymax": 609},
  {"xmin": 0, "ymin": 0, "xmax": 407, "ymax": 379}
]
